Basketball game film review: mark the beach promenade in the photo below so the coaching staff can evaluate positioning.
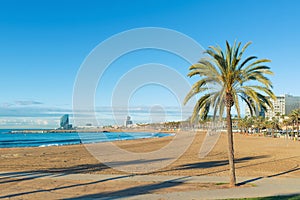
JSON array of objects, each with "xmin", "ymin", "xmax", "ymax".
[{"xmin": 0, "ymin": 171, "xmax": 300, "ymax": 199}]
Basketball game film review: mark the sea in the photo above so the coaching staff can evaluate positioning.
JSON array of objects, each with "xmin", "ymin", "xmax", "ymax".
[{"xmin": 0, "ymin": 129, "xmax": 173, "ymax": 148}]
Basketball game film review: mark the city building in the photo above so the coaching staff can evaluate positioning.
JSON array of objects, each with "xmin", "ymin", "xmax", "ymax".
[
  {"xmin": 60, "ymin": 114, "xmax": 72, "ymax": 129},
  {"xmin": 245, "ymin": 104, "xmax": 265, "ymax": 118},
  {"xmin": 124, "ymin": 116, "xmax": 133, "ymax": 127},
  {"xmin": 245, "ymin": 94, "xmax": 300, "ymax": 119}
]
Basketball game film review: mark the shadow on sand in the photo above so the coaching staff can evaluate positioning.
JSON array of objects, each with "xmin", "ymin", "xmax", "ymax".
[
  {"xmin": 138, "ymin": 155, "xmax": 270, "ymax": 177},
  {"xmin": 0, "ymin": 173, "xmax": 132, "ymax": 199},
  {"xmin": 176, "ymin": 155, "xmax": 269, "ymax": 170},
  {"xmin": 63, "ymin": 177, "xmax": 188, "ymax": 200},
  {"xmin": 238, "ymin": 166, "xmax": 300, "ymax": 186}
]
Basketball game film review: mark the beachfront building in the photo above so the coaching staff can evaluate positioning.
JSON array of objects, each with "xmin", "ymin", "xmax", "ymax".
[
  {"xmin": 265, "ymin": 94, "xmax": 300, "ymax": 119},
  {"xmin": 245, "ymin": 104, "xmax": 265, "ymax": 118},
  {"xmin": 245, "ymin": 94, "xmax": 300, "ymax": 119},
  {"xmin": 60, "ymin": 114, "xmax": 72, "ymax": 129}
]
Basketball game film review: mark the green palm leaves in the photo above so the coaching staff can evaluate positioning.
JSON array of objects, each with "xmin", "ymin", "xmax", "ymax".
[{"xmin": 184, "ymin": 41, "xmax": 276, "ymax": 122}]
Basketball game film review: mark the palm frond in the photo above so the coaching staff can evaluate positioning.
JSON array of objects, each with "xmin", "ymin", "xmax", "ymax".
[{"xmin": 185, "ymin": 41, "xmax": 275, "ymax": 123}]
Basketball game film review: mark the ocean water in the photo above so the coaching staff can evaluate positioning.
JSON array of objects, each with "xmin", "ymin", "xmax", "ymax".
[{"xmin": 0, "ymin": 129, "xmax": 173, "ymax": 148}]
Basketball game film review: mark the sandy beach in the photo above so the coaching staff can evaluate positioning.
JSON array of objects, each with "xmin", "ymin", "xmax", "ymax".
[
  {"xmin": 1, "ymin": 131, "xmax": 299, "ymax": 177},
  {"xmin": 1, "ymin": 131, "xmax": 299, "ymax": 199}
]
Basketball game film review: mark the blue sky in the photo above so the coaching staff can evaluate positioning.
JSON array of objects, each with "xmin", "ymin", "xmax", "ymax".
[{"xmin": 0, "ymin": 0, "xmax": 300, "ymax": 128}]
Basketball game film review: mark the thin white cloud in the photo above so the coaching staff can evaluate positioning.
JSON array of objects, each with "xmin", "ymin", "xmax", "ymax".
[
  {"xmin": 0, "ymin": 117, "xmax": 58, "ymax": 129},
  {"xmin": 15, "ymin": 100, "xmax": 43, "ymax": 106}
]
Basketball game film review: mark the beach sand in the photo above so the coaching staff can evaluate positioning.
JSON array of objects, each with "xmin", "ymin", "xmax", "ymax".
[
  {"xmin": 1, "ymin": 131, "xmax": 299, "ymax": 177},
  {"xmin": 0, "ymin": 131, "xmax": 299, "ymax": 199}
]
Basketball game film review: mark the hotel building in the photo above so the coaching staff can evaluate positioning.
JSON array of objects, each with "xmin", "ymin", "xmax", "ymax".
[
  {"xmin": 245, "ymin": 94, "xmax": 300, "ymax": 119},
  {"xmin": 60, "ymin": 114, "xmax": 73, "ymax": 129}
]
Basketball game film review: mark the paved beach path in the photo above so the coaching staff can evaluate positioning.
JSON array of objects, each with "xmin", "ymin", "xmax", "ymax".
[{"xmin": 0, "ymin": 171, "xmax": 300, "ymax": 199}]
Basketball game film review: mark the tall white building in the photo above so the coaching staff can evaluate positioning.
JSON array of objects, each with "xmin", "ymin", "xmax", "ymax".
[{"xmin": 245, "ymin": 94, "xmax": 300, "ymax": 119}]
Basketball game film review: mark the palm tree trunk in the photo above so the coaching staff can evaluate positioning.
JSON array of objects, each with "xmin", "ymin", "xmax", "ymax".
[
  {"xmin": 293, "ymin": 122, "xmax": 295, "ymax": 139},
  {"xmin": 297, "ymin": 120, "xmax": 299, "ymax": 139},
  {"xmin": 226, "ymin": 106, "xmax": 236, "ymax": 187}
]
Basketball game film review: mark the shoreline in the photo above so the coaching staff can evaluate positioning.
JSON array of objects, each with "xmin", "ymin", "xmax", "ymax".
[{"xmin": 1, "ymin": 130, "xmax": 176, "ymax": 149}]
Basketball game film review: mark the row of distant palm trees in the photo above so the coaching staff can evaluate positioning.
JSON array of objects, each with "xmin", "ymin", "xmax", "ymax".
[{"xmin": 236, "ymin": 109, "xmax": 300, "ymax": 138}]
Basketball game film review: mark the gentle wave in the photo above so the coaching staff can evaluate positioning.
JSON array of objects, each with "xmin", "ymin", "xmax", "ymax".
[{"xmin": 0, "ymin": 131, "xmax": 173, "ymax": 148}]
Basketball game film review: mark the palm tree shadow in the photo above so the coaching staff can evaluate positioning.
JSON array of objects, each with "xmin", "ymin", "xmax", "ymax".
[
  {"xmin": 0, "ymin": 157, "xmax": 174, "ymax": 198},
  {"xmin": 38, "ymin": 157, "xmax": 170, "ymax": 175},
  {"xmin": 0, "ymin": 170, "xmax": 187, "ymax": 199},
  {"xmin": 176, "ymin": 155, "xmax": 269, "ymax": 170},
  {"xmin": 0, "ymin": 172, "xmax": 51, "ymax": 184},
  {"xmin": 0, "ymin": 174, "xmax": 132, "ymax": 199},
  {"xmin": 237, "ymin": 166, "xmax": 300, "ymax": 186},
  {"xmin": 237, "ymin": 176, "xmax": 264, "ymax": 186},
  {"xmin": 0, "ymin": 163, "xmax": 111, "ymax": 185},
  {"xmin": 63, "ymin": 177, "xmax": 187, "ymax": 200},
  {"xmin": 266, "ymin": 167, "xmax": 300, "ymax": 178},
  {"xmin": 0, "ymin": 157, "xmax": 171, "ymax": 184},
  {"xmin": 40, "ymin": 163, "xmax": 110, "ymax": 174}
]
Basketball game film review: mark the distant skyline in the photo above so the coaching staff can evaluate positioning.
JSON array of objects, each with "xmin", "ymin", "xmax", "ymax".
[{"xmin": 1, "ymin": 0, "xmax": 300, "ymax": 128}]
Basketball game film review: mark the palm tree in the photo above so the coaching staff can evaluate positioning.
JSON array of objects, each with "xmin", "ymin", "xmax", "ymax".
[
  {"xmin": 184, "ymin": 41, "xmax": 275, "ymax": 187},
  {"xmin": 289, "ymin": 109, "xmax": 300, "ymax": 139},
  {"xmin": 264, "ymin": 120, "xmax": 271, "ymax": 136},
  {"xmin": 270, "ymin": 117, "xmax": 280, "ymax": 138},
  {"xmin": 237, "ymin": 116, "xmax": 254, "ymax": 134},
  {"xmin": 253, "ymin": 116, "xmax": 265, "ymax": 134},
  {"xmin": 237, "ymin": 117, "xmax": 246, "ymax": 133},
  {"xmin": 246, "ymin": 116, "xmax": 254, "ymax": 134},
  {"xmin": 282, "ymin": 118, "xmax": 290, "ymax": 138}
]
